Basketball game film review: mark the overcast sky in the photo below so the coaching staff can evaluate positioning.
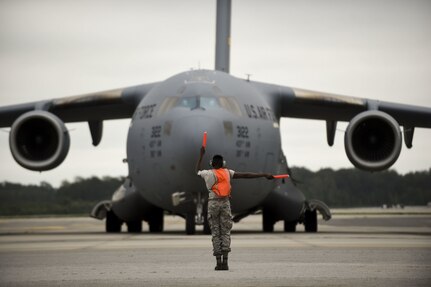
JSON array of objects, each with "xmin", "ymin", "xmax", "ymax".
[{"xmin": 1, "ymin": 0, "xmax": 430, "ymax": 186}]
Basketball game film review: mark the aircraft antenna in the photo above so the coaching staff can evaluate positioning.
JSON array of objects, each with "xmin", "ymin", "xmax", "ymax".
[{"xmin": 215, "ymin": 0, "xmax": 231, "ymax": 73}]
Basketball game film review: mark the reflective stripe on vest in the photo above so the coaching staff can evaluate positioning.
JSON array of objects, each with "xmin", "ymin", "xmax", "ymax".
[{"xmin": 211, "ymin": 169, "xmax": 231, "ymax": 197}]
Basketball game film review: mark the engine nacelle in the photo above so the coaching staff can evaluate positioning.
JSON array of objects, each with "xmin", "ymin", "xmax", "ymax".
[
  {"xmin": 9, "ymin": 111, "xmax": 70, "ymax": 171},
  {"xmin": 345, "ymin": 110, "xmax": 402, "ymax": 171}
]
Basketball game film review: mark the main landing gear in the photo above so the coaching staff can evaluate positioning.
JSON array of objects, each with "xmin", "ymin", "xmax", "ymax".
[
  {"xmin": 106, "ymin": 210, "xmax": 122, "ymax": 233},
  {"xmin": 304, "ymin": 209, "xmax": 317, "ymax": 232},
  {"xmin": 105, "ymin": 208, "xmax": 164, "ymax": 233},
  {"xmin": 148, "ymin": 207, "xmax": 164, "ymax": 232},
  {"xmin": 262, "ymin": 199, "xmax": 331, "ymax": 233},
  {"xmin": 262, "ymin": 209, "xmax": 298, "ymax": 233},
  {"xmin": 126, "ymin": 220, "xmax": 142, "ymax": 233}
]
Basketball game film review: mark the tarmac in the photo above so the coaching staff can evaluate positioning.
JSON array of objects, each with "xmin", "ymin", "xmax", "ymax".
[{"xmin": 0, "ymin": 207, "xmax": 430, "ymax": 286}]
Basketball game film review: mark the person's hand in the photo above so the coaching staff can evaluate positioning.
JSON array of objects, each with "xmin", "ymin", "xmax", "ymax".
[
  {"xmin": 200, "ymin": 146, "xmax": 206, "ymax": 156},
  {"xmin": 265, "ymin": 174, "xmax": 274, "ymax": 180}
]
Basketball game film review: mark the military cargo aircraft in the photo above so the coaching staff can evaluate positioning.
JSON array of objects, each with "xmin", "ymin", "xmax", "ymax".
[{"xmin": 1, "ymin": 0, "xmax": 430, "ymax": 234}]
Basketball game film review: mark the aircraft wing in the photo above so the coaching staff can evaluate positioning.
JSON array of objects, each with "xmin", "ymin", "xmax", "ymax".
[
  {"xmin": 253, "ymin": 82, "xmax": 431, "ymax": 128},
  {"xmin": 0, "ymin": 82, "xmax": 158, "ymax": 128},
  {"xmin": 253, "ymin": 81, "xmax": 431, "ymax": 171},
  {"xmin": 0, "ymin": 81, "xmax": 158, "ymax": 171}
]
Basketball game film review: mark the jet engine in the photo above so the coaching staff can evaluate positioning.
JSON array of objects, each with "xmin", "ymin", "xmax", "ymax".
[
  {"xmin": 344, "ymin": 110, "xmax": 402, "ymax": 171},
  {"xmin": 9, "ymin": 111, "xmax": 70, "ymax": 171}
]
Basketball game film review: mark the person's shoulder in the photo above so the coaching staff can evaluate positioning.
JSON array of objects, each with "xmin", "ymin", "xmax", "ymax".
[
  {"xmin": 197, "ymin": 169, "xmax": 211, "ymax": 176},
  {"xmin": 227, "ymin": 169, "xmax": 235, "ymax": 177}
]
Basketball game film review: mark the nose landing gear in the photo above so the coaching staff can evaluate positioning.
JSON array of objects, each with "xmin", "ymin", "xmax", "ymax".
[{"xmin": 176, "ymin": 191, "xmax": 210, "ymax": 235}]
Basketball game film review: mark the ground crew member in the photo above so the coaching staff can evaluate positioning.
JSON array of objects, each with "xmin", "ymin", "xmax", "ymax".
[{"xmin": 196, "ymin": 147, "xmax": 274, "ymax": 271}]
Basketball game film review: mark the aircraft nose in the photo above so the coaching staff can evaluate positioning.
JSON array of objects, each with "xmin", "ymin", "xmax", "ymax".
[{"xmin": 171, "ymin": 115, "xmax": 225, "ymax": 172}]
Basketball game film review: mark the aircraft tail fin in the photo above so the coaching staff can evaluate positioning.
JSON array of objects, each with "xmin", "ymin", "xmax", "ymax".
[{"xmin": 215, "ymin": 0, "xmax": 231, "ymax": 73}]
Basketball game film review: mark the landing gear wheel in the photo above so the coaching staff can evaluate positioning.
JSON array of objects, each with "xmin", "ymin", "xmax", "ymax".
[
  {"xmin": 148, "ymin": 207, "xmax": 164, "ymax": 233},
  {"xmin": 284, "ymin": 220, "xmax": 296, "ymax": 232},
  {"xmin": 127, "ymin": 220, "xmax": 142, "ymax": 233},
  {"xmin": 262, "ymin": 209, "xmax": 275, "ymax": 232},
  {"xmin": 304, "ymin": 209, "xmax": 318, "ymax": 232},
  {"xmin": 186, "ymin": 213, "xmax": 196, "ymax": 235},
  {"xmin": 106, "ymin": 210, "xmax": 122, "ymax": 233}
]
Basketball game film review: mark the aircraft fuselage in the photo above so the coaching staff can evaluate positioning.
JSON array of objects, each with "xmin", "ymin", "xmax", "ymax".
[{"xmin": 126, "ymin": 70, "xmax": 284, "ymax": 215}]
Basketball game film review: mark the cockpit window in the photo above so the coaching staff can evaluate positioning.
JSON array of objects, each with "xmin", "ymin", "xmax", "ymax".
[
  {"xmin": 157, "ymin": 96, "xmax": 242, "ymax": 116},
  {"xmin": 178, "ymin": 97, "xmax": 198, "ymax": 109},
  {"xmin": 176, "ymin": 96, "xmax": 220, "ymax": 110},
  {"xmin": 200, "ymin": 97, "xmax": 220, "ymax": 109},
  {"xmin": 158, "ymin": 97, "xmax": 177, "ymax": 115},
  {"xmin": 219, "ymin": 96, "xmax": 242, "ymax": 116}
]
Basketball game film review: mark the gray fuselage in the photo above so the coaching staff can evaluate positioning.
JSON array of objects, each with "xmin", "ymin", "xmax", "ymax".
[{"xmin": 126, "ymin": 70, "xmax": 285, "ymax": 215}]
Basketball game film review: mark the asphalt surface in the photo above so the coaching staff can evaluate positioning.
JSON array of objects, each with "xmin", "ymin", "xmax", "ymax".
[{"xmin": 0, "ymin": 209, "xmax": 430, "ymax": 286}]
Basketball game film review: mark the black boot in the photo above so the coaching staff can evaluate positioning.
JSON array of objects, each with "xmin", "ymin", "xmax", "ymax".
[
  {"xmin": 215, "ymin": 256, "xmax": 222, "ymax": 270},
  {"xmin": 222, "ymin": 254, "xmax": 229, "ymax": 270}
]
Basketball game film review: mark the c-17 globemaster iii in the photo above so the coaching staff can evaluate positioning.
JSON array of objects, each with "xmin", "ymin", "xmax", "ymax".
[{"xmin": 0, "ymin": 0, "xmax": 430, "ymax": 234}]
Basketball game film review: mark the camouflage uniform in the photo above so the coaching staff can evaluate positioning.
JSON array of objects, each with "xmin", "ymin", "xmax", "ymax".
[
  {"xmin": 207, "ymin": 197, "xmax": 233, "ymax": 256},
  {"xmin": 197, "ymin": 169, "xmax": 235, "ymax": 256}
]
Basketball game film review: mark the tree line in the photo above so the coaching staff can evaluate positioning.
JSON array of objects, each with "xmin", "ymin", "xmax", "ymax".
[
  {"xmin": 0, "ymin": 168, "xmax": 430, "ymax": 216},
  {"xmin": 0, "ymin": 176, "xmax": 124, "ymax": 216},
  {"xmin": 291, "ymin": 167, "xmax": 431, "ymax": 207}
]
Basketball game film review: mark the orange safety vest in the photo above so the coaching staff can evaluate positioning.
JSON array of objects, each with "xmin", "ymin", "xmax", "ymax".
[{"xmin": 211, "ymin": 169, "xmax": 231, "ymax": 198}]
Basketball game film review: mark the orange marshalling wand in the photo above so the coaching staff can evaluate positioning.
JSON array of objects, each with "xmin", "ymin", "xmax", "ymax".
[
  {"xmin": 202, "ymin": 132, "xmax": 208, "ymax": 148},
  {"xmin": 273, "ymin": 174, "xmax": 289, "ymax": 179}
]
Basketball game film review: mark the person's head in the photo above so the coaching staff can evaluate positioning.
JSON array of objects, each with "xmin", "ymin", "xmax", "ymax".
[{"xmin": 211, "ymin": 154, "xmax": 225, "ymax": 169}]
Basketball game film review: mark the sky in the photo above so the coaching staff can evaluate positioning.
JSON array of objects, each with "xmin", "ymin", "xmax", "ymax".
[{"xmin": 0, "ymin": 0, "xmax": 430, "ymax": 186}]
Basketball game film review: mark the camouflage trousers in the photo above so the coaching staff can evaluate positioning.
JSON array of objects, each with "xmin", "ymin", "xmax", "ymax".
[{"xmin": 207, "ymin": 197, "xmax": 233, "ymax": 256}]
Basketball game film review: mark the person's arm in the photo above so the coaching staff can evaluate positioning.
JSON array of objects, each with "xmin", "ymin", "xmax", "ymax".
[
  {"xmin": 233, "ymin": 172, "xmax": 274, "ymax": 180},
  {"xmin": 195, "ymin": 147, "xmax": 205, "ymax": 173}
]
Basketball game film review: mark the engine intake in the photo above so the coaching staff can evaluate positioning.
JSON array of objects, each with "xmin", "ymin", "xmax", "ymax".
[
  {"xmin": 9, "ymin": 111, "xmax": 70, "ymax": 171},
  {"xmin": 345, "ymin": 110, "xmax": 402, "ymax": 171}
]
